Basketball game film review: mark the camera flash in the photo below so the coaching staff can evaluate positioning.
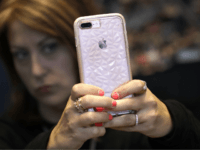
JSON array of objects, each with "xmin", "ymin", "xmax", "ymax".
[{"xmin": 91, "ymin": 20, "xmax": 100, "ymax": 28}]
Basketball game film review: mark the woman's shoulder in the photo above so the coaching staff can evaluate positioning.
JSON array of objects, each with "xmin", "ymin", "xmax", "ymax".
[
  {"xmin": 0, "ymin": 111, "xmax": 26, "ymax": 148},
  {"xmin": 0, "ymin": 109, "xmax": 45, "ymax": 133},
  {"xmin": 0, "ymin": 110, "xmax": 44, "ymax": 148},
  {"xmin": 0, "ymin": 110, "xmax": 19, "ymax": 131},
  {"xmin": 0, "ymin": 112, "xmax": 54, "ymax": 149},
  {"xmin": 0, "ymin": 110, "xmax": 22, "ymax": 126}
]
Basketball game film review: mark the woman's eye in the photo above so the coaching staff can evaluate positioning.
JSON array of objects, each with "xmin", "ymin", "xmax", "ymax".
[
  {"xmin": 13, "ymin": 51, "xmax": 29, "ymax": 60},
  {"xmin": 42, "ymin": 43, "xmax": 58, "ymax": 54}
]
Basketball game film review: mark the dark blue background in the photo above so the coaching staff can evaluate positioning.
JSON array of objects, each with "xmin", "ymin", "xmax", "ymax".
[{"xmin": 0, "ymin": 60, "xmax": 11, "ymax": 115}]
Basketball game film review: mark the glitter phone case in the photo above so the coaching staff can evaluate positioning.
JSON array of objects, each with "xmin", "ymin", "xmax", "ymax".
[{"xmin": 74, "ymin": 13, "xmax": 133, "ymax": 116}]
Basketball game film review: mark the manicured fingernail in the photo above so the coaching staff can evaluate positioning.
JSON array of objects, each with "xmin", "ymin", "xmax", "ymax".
[
  {"xmin": 109, "ymin": 114, "xmax": 113, "ymax": 120},
  {"xmin": 98, "ymin": 90, "xmax": 104, "ymax": 96},
  {"xmin": 112, "ymin": 92, "xmax": 119, "ymax": 99},
  {"xmin": 112, "ymin": 101, "xmax": 117, "ymax": 107},
  {"xmin": 95, "ymin": 123, "xmax": 103, "ymax": 127},
  {"xmin": 95, "ymin": 107, "xmax": 105, "ymax": 112}
]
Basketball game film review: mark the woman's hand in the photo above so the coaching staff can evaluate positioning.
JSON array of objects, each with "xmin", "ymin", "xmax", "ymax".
[
  {"xmin": 104, "ymin": 79, "xmax": 173, "ymax": 138},
  {"xmin": 47, "ymin": 83, "xmax": 116, "ymax": 149}
]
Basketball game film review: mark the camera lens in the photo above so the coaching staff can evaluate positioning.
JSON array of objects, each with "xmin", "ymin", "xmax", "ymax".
[{"xmin": 81, "ymin": 22, "xmax": 92, "ymax": 28}]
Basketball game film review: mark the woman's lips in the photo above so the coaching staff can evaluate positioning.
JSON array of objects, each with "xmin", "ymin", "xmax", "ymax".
[{"xmin": 37, "ymin": 85, "xmax": 52, "ymax": 93}]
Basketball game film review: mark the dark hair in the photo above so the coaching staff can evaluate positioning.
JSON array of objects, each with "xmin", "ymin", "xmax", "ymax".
[{"xmin": 0, "ymin": 0, "xmax": 99, "ymax": 127}]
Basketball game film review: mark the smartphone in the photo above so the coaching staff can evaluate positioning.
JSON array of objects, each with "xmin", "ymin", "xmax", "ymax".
[{"xmin": 74, "ymin": 13, "xmax": 134, "ymax": 116}]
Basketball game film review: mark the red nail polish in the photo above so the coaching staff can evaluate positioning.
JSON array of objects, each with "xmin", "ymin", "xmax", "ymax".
[
  {"xmin": 109, "ymin": 114, "xmax": 113, "ymax": 120},
  {"xmin": 95, "ymin": 123, "xmax": 103, "ymax": 127},
  {"xmin": 98, "ymin": 90, "xmax": 104, "ymax": 96},
  {"xmin": 112, "ymin": 92, "xmax": 119, "ymax": 99},
  {"xmin": 95, "ymin": 107, "xmax": 105, "ymax": 112},
  {"xmin": 112, "ymin": 101, "xmax": 117, "ymax": 107}
]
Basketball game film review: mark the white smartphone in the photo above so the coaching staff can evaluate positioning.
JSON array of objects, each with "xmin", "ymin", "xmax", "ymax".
[{"xmin": 74, "ymin": 13, "xmax": 134, "ymax": 116}]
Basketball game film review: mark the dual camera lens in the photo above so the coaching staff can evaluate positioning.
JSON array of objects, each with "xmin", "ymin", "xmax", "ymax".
[{"xmin": 80, "ymin": 22, "xmax": 92, "ymax": 29}]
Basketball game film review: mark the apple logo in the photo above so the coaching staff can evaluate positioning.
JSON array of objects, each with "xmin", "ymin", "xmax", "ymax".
[{"xmin": 98, "ymin": 38, "xmax": 107, "ymax": 49}]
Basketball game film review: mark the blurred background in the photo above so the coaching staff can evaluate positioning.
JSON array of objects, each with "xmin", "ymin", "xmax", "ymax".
[
  {"xmin": 0, "ymin": 0, "xmax": 200, "ymax": 120},
  {"xmin": 95, "ymin": 0, "xmax": 200, "ymax": 120}
]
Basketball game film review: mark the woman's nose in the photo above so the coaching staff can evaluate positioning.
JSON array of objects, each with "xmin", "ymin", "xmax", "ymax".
[{"xmin": 31, "ymin": 55, "xmax": 47, "ymax": 78}]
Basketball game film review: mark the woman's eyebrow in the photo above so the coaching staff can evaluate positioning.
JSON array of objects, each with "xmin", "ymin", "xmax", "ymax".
[
  {"xmin": 11, "ymin": 36, "xmax": 52, "ymax": 49},
  {"xmin": 10, "ymin": 45, "xmax": 27, "ymax": 52},
  {"xmin": 37, "ymin": 36, "xmax": 51, "ymax": 47}
]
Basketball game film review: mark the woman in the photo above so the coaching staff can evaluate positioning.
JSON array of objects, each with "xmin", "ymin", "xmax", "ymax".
[{"xmin": 0, "ymin": 0, "xmax": 199, "ymax": 149}]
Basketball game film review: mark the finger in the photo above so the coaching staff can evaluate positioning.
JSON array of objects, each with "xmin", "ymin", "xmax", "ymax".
[
  {"xmin": 108, "ymin": 110, "xmax": 149, "ymax": 132},
  {"xmin": 104, "ymin": 113, "xmax": 144, "ymax": 128},
  {"xmin": 68, "ymin": 126, "xmax": 106, "ymax": 143},
  {"xmin": 109, "ymin": 95, "xmax": 157, "ymax": 111},
  {"xmin": 111, "ymin": 80, "xmax": 147, "ymax": 99},
  {"xmin": 109, "ymin": 126, "xmax": 141, "ymax": 132},
  {"xmin": 71, "ymin": 83, "xmax": 104, "ymax": 101},
  {"xmin": 81, "ymin": 95, "xmax": 117, "ymax": 109},
  {"xmin": 107, "ymin": 97, "xmax": 144, "ymax": 112},
  {"xmin": 109, "ymin": 126, "xmax": 136, "ymax": 132},
  {"xmin": 110, "ymin": 122, "xmax": 155, "ymax": 136},
  {"xmin": 65, "ymin": 96, "xmax": 78, "ymax": 112},
  {"xmin": 106, "ymin": 109, "xmax": 157, "ymax": 133},
  {"xmin": 82, "ymin": 126, "xmax": 106, "ymax": 140},
  {"xmin": 77, "ymin": 112, "xmax": 112, "ymax": 127}
]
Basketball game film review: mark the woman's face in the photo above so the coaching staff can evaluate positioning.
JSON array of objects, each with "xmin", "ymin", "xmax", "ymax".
[{"xmin": 9, "ymin": 20, "xmax": 78, "ymax": 108}]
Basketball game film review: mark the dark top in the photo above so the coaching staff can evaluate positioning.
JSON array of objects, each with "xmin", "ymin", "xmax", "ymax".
[{"xmin": 0, "ymin": 100, "xmax": 199, "ymax": 149}]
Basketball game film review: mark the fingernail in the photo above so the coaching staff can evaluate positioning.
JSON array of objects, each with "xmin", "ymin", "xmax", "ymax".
[
  {"xmin": 112, "ymin": 101, "xmax": 117, "ymax": 107},
  {"xmin": 112, "ymin": 92, "xmax": 119, "ymax": 99},
  {"xmin": 98, "ymin": 90, "xmax": 104, "ymax": 96},
  {"xmin": 95, "ymin": 123, "xmax": 103, "ymax": 127},
  {"xmin": 95, "ymin": 107, "xmax": 105, "ymax": 112},
  {"xmin": 109, "ymin": 114, "xmax": 113, "ymax": 120}
]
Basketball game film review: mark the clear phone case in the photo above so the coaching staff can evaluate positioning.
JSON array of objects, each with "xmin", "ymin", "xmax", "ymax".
[{"xmin": 74, "ymin": 13, "xmax": 134, "ymax": 116}]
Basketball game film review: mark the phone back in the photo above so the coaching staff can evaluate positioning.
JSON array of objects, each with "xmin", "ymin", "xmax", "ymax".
[{"xmin": 74, "ymin": 13, "xmax": 132, "ymax": 98}]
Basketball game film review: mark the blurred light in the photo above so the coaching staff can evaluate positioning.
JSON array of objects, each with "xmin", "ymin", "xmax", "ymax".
[{"xmin": 176, "ymin": 48, "xmax": 200, "ymax": 64}]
